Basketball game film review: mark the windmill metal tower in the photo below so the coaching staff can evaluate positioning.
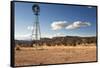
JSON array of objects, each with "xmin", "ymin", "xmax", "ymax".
[{"xmin": 31, "ymin": 4, "xmax": 41, "ymax": 47}]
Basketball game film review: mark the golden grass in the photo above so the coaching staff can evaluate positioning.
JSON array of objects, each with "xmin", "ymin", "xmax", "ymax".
[{"xmin": 15, "ymin": 44, "xmax": 97, "ymax": 66}]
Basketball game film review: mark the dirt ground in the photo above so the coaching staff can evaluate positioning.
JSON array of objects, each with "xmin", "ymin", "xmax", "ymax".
[{"xmin": 15, "ymin": 45, "xmax": 97, "ymax": 66}]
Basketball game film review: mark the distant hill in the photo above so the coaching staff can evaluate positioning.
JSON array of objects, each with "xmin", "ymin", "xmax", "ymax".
[{"xmin": 15, "ymin": 36, "xmax": 96, "ymax": 47}]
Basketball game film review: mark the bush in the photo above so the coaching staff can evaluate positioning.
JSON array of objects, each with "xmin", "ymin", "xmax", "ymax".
[{"xmin": 16, "ymin": 45, "xmax": 21, "ymax": 51}]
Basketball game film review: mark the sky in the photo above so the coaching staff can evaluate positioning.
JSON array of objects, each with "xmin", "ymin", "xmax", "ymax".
[{"xmin": 14, "ymin": 2, "xmax": 97, "ymax": 40}]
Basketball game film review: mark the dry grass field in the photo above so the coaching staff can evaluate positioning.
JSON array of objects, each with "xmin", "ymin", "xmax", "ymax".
[{"xmin": 15, "ymin": 44, "xmax": 97, "ymax": 66}]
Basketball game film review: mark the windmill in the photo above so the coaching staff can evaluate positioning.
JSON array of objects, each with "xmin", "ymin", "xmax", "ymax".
[{"xmin": 31, "ymin": 4, "xmax": 41, "ymax": 48}]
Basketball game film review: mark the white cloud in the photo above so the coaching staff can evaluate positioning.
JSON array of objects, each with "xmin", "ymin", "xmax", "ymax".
[
  {"xmin": 66, "ymin": 21, "xmax": 91, "ymax": 29},
  {"xmin": 51, "ymin": 21, "xmax": 68, "ymax": 30},
  {"xmin": 27, "ymin": 26, "xmax": 34, "ymax": 30}
]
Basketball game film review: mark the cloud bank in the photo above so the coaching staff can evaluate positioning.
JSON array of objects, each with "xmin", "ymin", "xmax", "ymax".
[
  {"xmin": 51, "ymin": 21, "xmax": 91, "ymax": 30},
  {"xmin": 15, "ymin": 32, "xmax": 66, "ymax": 40},
  {"xmin": 42, "ymin": 33, "xmax": 66, "ymax": 38},
  {"xmin": 15, "ymin": 34, "xmax": 32, "ymax": 40}
]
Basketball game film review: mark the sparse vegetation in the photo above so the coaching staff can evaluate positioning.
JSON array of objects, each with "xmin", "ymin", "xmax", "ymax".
[{"xmin": 15, "ymin": 36, "xmax": 96, "ymax": 47}]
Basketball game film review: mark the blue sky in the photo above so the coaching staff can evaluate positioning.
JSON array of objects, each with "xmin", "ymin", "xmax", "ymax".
[{"xmin": 14, "ymin": 2, "xmax": 97, "ymax": 40}]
